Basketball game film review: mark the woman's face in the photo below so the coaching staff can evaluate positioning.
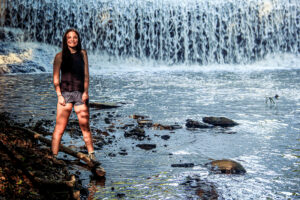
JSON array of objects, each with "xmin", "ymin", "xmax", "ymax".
[{"xmin": 66, "ymin": 31, "xmax": 78, "ymax": 48}]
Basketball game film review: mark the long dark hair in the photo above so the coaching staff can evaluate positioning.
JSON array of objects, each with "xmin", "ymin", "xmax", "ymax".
[{"xmin": 61, "ymin": 28, "xmax": 83, "ymax": 67}]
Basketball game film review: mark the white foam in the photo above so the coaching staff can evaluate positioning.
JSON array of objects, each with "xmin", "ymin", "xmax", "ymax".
[{"xmin": 89, "ymin": 53, "xmax": 300, "ymax": 75}]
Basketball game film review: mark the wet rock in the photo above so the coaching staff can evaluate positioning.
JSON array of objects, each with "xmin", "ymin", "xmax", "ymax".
[
  {"xmin": 104, "ymin": 117, "xmax": 111, "ymax": 124},
  {"xmin": 206, "ymin": 159, "xmax": 246, "ymax": 174},
  {"xmin": 94, "ymin": 141, "xmax": 104, "ymax": 150},
  {"xmin": 136, "ymin": 144, "xmax": 156, "ymax": 150},
  {"xmin": 119, "ymin": 148, "xmax": 127, "ymax": 155},
  {"xmin": 153, "ymin": 123, "xmax": 182, "ymax": 130},
  {"xmin": 202, "ymin": 117, "xmax": 238, "ymax": 127},
  {"xmin": 108, "ymin": 153, "xmax": 116, "ymax": 157},
  {"xmin": 0, "ymin": 121, "xmax": 6, "ymax": 128},
  {"xmin": 0, "ymin": 112, "xmax": 17, "ymax": 127},
  {"xmin": 161, "ymin": 135, "xmax": 170, "ymax": 140},
  {"xmin": 120, "ymin": 123, "xmax": 135, "ymax": 129},
  {"xmin": 137, "ymin": 119, "xmax": 153, "ymax": 127},
  {"xmin": 116, "ymin": 193, "xmax": 126, "ymax": 198},
  {"xmin": 130, "ymin": 114, "xmax": 148, "ymax": 119},
  {"xmin": 118, "ymin": 151, "xmax": 128, "ymax": 156},
  {"xmin": 107, "ymin": 128, "xmax": 116, "ymax": 133},
  {"xmin": 0, "ymin": 124, "xmax": 77, "ymax": 200},
  {"xmin": 89, "ymin": 102, "xmax": 121, "ymax": 109},
  {"xmin": 94, "ymin": 129, "xmax": 110, "ymax": 136},
  {"xmin": 33, "ymin": 119, "xmax": 53, "ymax": 135},
  {"xmin": 171, "ymin": 163, "xmax": 194, "ymax": 168},
  {"xmin": 124, "ymin": 127, "xmax": 147, "ymax": 140},
  {"xmin": 186, "ymin": 119, "xmax": 212, "ymax": 128},
  {"xmin": 181, "ymin": 176, "xmax": 218, "ymax": 199},
  {"xmin": 65, "ymin": 121, "xmax": 82, "ymax": 136}
]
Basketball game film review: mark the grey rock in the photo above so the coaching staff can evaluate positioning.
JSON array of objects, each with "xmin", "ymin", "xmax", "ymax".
[{"xmin": 202, "ymin": 117, "xmax": 238, "ymax": 127}]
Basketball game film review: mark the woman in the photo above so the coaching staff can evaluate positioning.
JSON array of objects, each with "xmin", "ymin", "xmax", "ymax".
[{"xmin": 52, "ymin": 28, "xmax": 95, "ymax": 160}]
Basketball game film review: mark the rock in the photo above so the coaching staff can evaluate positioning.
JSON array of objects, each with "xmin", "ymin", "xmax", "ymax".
[
  {"xmin": 202, "ymin": 117, "xmax": 238, "ymax": 127},
  {"xmin": 33, "ymin": 119, "xmax": 53, "ymax": 135},
  {"xmin": 186, "ymin": 119, "xmax": 212, "ymax": 128},
  {"xmin": 104, "ymin": 118, "xmax": 111, "ymax": 124},
  {"xmin": 130, "ymin": 114, "xmax": 148, "ymax": 119},
  {"xmin": 89, "ymin": 102, "xmax": 121, "ymax": 109},
  {"xmin": 136, "ymin": 144, "xmax": 156, "ymax": 150},
  {"xmin": 137, "ymin": 119, "xmax": 153, "ymax": 127},
  {"xmin": 120, "ymin": 124, "xmax": 135, "ymax": 129},
  {"xmin": 116, "ymin": 193, "xmax": 126, "ymax": 198},
  {"xmin": 206, "ymin": 159, "xmax": 246, "ymax": 174},
  {"xmin": 0, "ymin": 124, "xmax": 77, "ymax": 200},
  {"xmin": 161, "ymin": 135, "xmax": 170, "ymax": 140},
  {"xmin": 181, "ymin": 176, "xmax": 218, "ymax": 199},
  {"xmin": 118, "ymin": 151, "xmax": 128, "ymax": 156},
  {"xmin": 124, "ymin": 127, "xmax": 147, "ymax": 140},
  {"xmin": 108, "ymin": 153, "xmax": 116, "ymax": 157},
  {"xmin": 153, "ymin": 123, "xmax": 182, "ymax": 130},
  {"xmin": 171, "ymin": 163, "xmax": 194, "ymax": 168}
]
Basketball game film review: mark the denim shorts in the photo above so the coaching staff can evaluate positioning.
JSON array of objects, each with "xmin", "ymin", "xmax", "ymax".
[{"xmin": 61, "ymin": 91, "xmax": 88, "ymax": 106}]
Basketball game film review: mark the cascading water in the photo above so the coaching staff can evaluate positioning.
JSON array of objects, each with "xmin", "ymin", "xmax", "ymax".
[
  {"xmin": 1, "ymin": 1, "xmax": 300, "ymax": 199},
  {"xmin": 3, "ymin": 0, "xmax": 300, "ymax": 65}
]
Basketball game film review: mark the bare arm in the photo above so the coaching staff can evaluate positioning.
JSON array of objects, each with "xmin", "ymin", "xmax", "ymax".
[
  {"xmin": 81, "ymin": 49, "xmax": 89, "ymax": 103},
  {"xmin": 53, "ymin": 52, "xmax": 65, "ymax": 105}
]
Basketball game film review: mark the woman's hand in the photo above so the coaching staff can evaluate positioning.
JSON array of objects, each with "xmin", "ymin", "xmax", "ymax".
[
  {"xmin": 58, "ymin": 95, "xmax": 66, "ymax": 106},
  {"xmin": 82, "ymin": 92, "xmax": 89, "ymax": 104}
]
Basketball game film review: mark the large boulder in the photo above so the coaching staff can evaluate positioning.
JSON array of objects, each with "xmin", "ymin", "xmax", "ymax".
[
  {"xmin": 206, "ymin": 159, "xmax": 246, "ymax": 174},
  {"xmin": 202, "ymin": 117, "xmax": 238, "ymax": 127}
]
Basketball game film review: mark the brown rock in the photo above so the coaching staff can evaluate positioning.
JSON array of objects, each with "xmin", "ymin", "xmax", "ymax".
[{"xmin": 206, "ymin": 159, "xmax": 246, "ymax": 174}]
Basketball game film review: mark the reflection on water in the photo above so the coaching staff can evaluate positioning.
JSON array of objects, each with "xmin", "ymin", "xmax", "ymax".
[{"xmin": 0, "ymin": 69, "xmax": 299, "ymax": 199}]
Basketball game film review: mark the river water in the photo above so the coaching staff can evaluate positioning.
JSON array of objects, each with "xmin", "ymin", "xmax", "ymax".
[
  {"xmin": 0, "ymin": 41, "xmax": 299, "ymax": 199},
  {"xmin": 1, "ymin": 0, "xmax": 300, "ymax": 198}
]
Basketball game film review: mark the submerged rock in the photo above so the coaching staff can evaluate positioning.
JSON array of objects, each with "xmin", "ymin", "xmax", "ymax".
[
  {"xmin": 130, "ymin": 114, "xmax": 148, "ymax": 119},
  {"xmin": 137, "ymin": 119, "xmax": 153, "ymax": 127},
  {"xmin": 136, "ymin": 144, "xmax": 156, "ymax": 150},
  {"xmin": 186, "ymin": 119, "xmax": 212, "ymax": 129},
  {"xmin": 206, "ymin": 159, "xmax": 246, "ymax": 174},
  {"xmin": 161, "ymin": 135, "xmax": 170, "ymax": 140},
  {"xmin": 202, "ymin": 117, "xmax": 238, "ymax": 127},
  {"xmin": 33, "ymin": 119, "xmax": 53, "ymax": 136},
  {"xmin": 171, "ymin": 163, "xmax": 194, "ymax": 168},
  {"xmin": 152, "ymin": 123, "xmax": 182, "ymax": 130},
  {"xmin": 181, "ymin": 176, "xmax": 218, "ymax": 199},
  {"xmin": 124, "ymin": 127, "xmax": 147, "ymax": 140},
  {"xmin": 89, "ymin": 102, "xmax": 121, "ymax": 109}
]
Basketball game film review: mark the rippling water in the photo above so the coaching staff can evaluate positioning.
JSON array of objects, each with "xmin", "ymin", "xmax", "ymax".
[{"xmin": 0, "ymin": 50, "xmax": 299, "ymax": 199}]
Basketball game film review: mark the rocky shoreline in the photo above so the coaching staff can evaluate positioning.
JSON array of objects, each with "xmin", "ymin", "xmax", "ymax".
[
  {"xmin": 0, "ymin": 107, "xmax": 247, "ymax": 199},
  {"xmin": 0, "ymin": 112, "xmax": 105, "ymax": 200}
]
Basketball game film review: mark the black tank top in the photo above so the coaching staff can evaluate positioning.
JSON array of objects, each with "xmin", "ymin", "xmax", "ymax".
[{"xmin": 60, "ymin": 52, "xmax": 84, "ymax": 92}]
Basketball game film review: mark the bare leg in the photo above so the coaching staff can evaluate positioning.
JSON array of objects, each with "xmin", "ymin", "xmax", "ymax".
[
  {"xmin": 74, "ymin": 103, "xmax": 94, "ymax": 153},
  {"xmin": 52, "ymin": 103, "xmax": 73, "ymax": 155}
]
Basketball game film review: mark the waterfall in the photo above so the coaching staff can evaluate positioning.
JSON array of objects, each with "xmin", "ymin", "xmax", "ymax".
[{"xmin": 3, "ymin": 0, "xmax": 300, "ymax": 65}]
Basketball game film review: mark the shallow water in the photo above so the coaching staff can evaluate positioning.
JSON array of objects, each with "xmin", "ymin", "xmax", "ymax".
[{"xmin": 0, "ymin": 63, "xmax": 299, "ymax": 199}]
